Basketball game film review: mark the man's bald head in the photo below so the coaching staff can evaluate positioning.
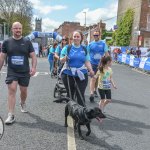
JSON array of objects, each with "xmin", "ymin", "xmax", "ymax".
[
  {"xmin": 12, "ymin": 22, "xmax": 22, "ymax": 28},
  {"xmin": 12, "ymin": 22, "xmax": 23, "ymax": 39}
]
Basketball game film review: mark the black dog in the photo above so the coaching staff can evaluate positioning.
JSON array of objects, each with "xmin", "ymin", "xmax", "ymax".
[{"xmin": 64, "ymin": 100, "xmax": 106, "ymax": 140}]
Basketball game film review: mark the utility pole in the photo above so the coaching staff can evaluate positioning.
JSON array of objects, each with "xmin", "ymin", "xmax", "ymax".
[
  {"xmin": 83, "ymin": 12, "xmax": 86, "ymax": 29},
  {"xmin": 3, "ymin": 22, "xmax": 6, "ymax": 40},
  {"xmin": 83, "ymin": 12, "xmax": 87, "ymax": 42}
]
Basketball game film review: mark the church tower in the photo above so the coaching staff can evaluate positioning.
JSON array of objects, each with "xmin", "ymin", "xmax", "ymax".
[{"xmin": 35, "ymin": 18, "xmax": 42, "ymax": 31}]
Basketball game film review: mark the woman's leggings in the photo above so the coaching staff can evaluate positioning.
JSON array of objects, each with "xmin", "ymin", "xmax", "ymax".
[{"xmin": 61, "ymin": 73, "xmax": 88, "ymax": 106}]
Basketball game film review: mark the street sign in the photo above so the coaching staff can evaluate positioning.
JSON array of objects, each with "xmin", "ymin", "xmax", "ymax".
[
  {"xmin": 134, "ymin": 31, "xmax": 140, "ymax": 36},
  {"xmin": 113, "ymin": 25, "xmax": 118, "ymax": 30}
]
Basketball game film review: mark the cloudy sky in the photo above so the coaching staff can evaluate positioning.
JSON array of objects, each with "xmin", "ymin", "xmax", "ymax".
[{"xmin": 30, "ymin": 0, "xmax": 118, "ymax": 32}]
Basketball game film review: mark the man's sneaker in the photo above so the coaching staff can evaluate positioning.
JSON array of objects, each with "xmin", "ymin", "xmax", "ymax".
[
  {"xmin": 20, "ymin": 103, "xmax": 28, "ymax": 113},
  {"xmin": 5, "ymin": 113, "xmax": 15, "ymax": 125},
  {"xmin": 94, "ymin": 91, "xmax": 98, "ymax": 97},
  {"xmin": 89, "ymin": 95, "xmax": 94, "ymax": 103}
]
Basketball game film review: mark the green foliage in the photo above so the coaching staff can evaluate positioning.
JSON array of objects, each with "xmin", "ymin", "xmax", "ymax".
[
  {"xmin": 0, "ymin": 18, "xmax": 6, "ymax": 24},
  {"xmin": 101, "ymin": 29, "xmax": 113, "ymax": 40},
  {"xmin": 0, "ymin": 0, "xmax": 33, "ymax": 36},
  {"xmin": 114, "ymin": 8, "xmax": 134, "ymax": 46},
  {"xmin": 11, "ymin": 13, "xmax": 32, "ymax": 36}
]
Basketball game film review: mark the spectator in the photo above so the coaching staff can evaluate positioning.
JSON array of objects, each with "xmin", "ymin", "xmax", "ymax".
[
  {"xmin": 55, "ymin": 35, "xmax": 69, "ymax": 74},
  {"xmin": 130, "ymin": 48, "xmax": 135, "ymax": 55},
  {"xmin": 48, "ymin": 42, "xmax": 58, "ymax": 75},
  {"xmin": 136, "ymin": 46, "xmax": 141, "ymax": 58},
  {"xmin": 39, "ymin": 44, "xmax": 43, "ymax": 57}
]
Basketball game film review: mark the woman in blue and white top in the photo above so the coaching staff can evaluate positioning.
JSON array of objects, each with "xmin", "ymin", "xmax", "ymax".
[
  {"xmin": 55, "ymin": 35, "xmax": 69, "ymax": 74},
  {"xmin": 55, "ymin": 35, "xmax": 69, "ymax": 59},
  {"xmin": 48, "ymin": 42, "xmax": 57, "ymax": 74},
  {"xmin": 60, "ymin": 30, "xmax": 94, "ymax": 106}
]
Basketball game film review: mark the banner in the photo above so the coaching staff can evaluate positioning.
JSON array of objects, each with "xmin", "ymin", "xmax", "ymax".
[
  {"xmin": 32, "ymin": 42, "xmax": 39, "ymax": 55},
  {"xmin": 26, "ymin": 31, "xmax": 62, "ymax": 42},
  {"xmin": 126, "ymin": 55, "xmax": 130, "ymax": 65},
  {"xmin": 139, "ymin": 47, "xmax": 147, "ymax": 56},
  {"xmin": 129, "ymin": 55, "xmax": 134, "ymax": 66},
  {"xmin": 144, "ymin": 58, "xmax": 150, "ymax": 71},
  {"xmin": 133, "ymin": 58, "xmax": 140, "ymax": 68},
  {"xmin": 122, "ymin": 54, "xmax": 127, "ymax": 63},
  {"xmin": 139, "ymin": 57, "xmax": 148, "ymax": 69},
  {"xmin": 117, "ymin": 54, "xmax": 122, "ymax": 62}
]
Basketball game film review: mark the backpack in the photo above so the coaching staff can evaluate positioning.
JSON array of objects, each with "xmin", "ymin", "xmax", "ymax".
[{"xmin": 67, "ymin": 45, "xmax": 87, "ymax": 56}]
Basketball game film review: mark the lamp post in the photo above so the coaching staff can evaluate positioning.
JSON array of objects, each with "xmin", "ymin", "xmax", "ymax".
[
  {"xmin": 83, "ymin": 12, "xmax": 86, "ymax": 29},
  {"xmin": 3, "ymin": 22, "xmax": 6, "ymax": 40}
]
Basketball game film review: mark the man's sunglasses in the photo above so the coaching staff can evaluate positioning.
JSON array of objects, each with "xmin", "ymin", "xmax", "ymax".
[{"xmin": 93, "ymin": 35, "xmax": 99, "ymax": 37}]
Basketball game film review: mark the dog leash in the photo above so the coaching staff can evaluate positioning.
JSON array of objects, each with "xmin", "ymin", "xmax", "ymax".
[{"xmin": 66, "ymin": 59, "xmax": 86, "ymax": 107}]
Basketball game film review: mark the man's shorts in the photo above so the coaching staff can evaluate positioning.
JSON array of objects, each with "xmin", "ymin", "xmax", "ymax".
[
  {"xmin": 91, "ymin": 64, "xmax": 98, "ymax": 74},
  {"xmin": 98, "ymin": 89, "xmax": 111, "ymax": 99},
  {"xmin": 5, "ymin": 75, "xmax": 30, "ymax": 87}
]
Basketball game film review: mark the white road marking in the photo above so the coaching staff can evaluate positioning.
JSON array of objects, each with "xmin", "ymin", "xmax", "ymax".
[
  {"xmin": 33, "ymin": 72, "xmax": 49, "ymax": 77},
  {"xmin": 67, "ymin": 116, "xmax": 76, "ymax": 150},
  {"xmin": 33, "ymin": 72, "xmax": 39, "ymax": 77}
]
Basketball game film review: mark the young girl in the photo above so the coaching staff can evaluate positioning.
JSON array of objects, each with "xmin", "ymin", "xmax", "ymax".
[{"xmin": 92, "ymin": 56, "xmax": 117, "ymax": 112}]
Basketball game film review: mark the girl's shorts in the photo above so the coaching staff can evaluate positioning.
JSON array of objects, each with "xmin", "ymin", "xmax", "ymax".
[{"xmin": 98, "ymin": 89, "xmax": 111, "ymax": 99}]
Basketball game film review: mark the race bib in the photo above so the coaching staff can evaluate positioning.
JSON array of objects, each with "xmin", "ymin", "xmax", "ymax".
[
  {"xmin": 93, "ymin": 53, "xmax": 102, "ymax": 60},
  {"xmin": 102, "ymin": 80, "xmax": 111, "ymax": 89},
  {"xmin": 11, "ymin": 56, "xmax": 24, "ymax": 65}
]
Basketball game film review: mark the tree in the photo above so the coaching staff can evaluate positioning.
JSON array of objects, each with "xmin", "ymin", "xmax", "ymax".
[
  {"xmin": 0, "ymin": 0, "xmax": 33, "ymax": 36},
  {"xmin": 114, "ymin": 9, "xmax": 134, "ymax": 46}
]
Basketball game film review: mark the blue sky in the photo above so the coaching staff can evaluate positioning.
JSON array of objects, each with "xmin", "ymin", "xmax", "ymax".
[{"xmin": 30, "ymin": 0, "xmax": 118, "ymax": 31}]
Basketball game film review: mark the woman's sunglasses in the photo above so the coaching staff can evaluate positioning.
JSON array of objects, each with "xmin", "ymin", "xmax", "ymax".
[{"xmin": 62, "ymin": 39, "xmax": 67, "ymax": 41}]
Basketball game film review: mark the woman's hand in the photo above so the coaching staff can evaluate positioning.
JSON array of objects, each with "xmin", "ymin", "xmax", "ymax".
[{"xmin": 89, "ymin": 69, "xmax": 95, "ymax": 77}]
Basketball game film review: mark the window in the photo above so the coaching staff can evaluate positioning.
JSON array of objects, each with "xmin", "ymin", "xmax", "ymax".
[
  {"xmin": 148, "ymin": 0, "xmax": 150, "ymax": 6},
  {"xmin": 144, "ymin": 38, "xmax": 150, "ymax": 47},
  {"xmin": 147, "ymin": 14, "xmax": 150, "ymax": 31}
]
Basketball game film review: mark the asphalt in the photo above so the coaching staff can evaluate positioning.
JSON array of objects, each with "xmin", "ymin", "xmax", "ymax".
[{"xmin": 0, "ymin": 58, "xmax": 150, "ymax": 150}]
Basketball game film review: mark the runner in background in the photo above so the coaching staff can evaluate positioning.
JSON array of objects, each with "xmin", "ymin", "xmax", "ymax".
[{"xmin": 88, "ymin": 30, "xmax": 109, "ymax": 102}]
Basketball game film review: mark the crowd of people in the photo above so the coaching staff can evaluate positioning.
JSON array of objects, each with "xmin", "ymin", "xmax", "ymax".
[
  {"xmin": 0, "ymin": 21, "xmax": 117, "ymax": 125},
  {"xmin": 47, "ymin": 30, "xmax": 117, "ymax": 112},
  {"xmin": 125, "ymin": 47, "xmax": 141, "ymax": 58}
]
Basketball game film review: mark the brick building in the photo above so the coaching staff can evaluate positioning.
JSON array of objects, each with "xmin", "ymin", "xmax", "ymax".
[
  {"xmin": 117, "ymin": 0, "xmax": 150, "ymax": 47},
  {"xmin": 86, "ymin": 21, "xmax": 106, "ymax": 42},
  {"xmin": 55, "ymin": 21, "xmax": 106, "ymax": 43},
  {"xmin": 54, "ymin": 21, "xmax": 84, "ymax": 38}
]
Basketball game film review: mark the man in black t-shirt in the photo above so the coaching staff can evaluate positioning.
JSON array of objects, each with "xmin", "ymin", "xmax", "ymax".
[{"xmin": 0, "ymin": 22, "xmax": 37, "ymax": 125}]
